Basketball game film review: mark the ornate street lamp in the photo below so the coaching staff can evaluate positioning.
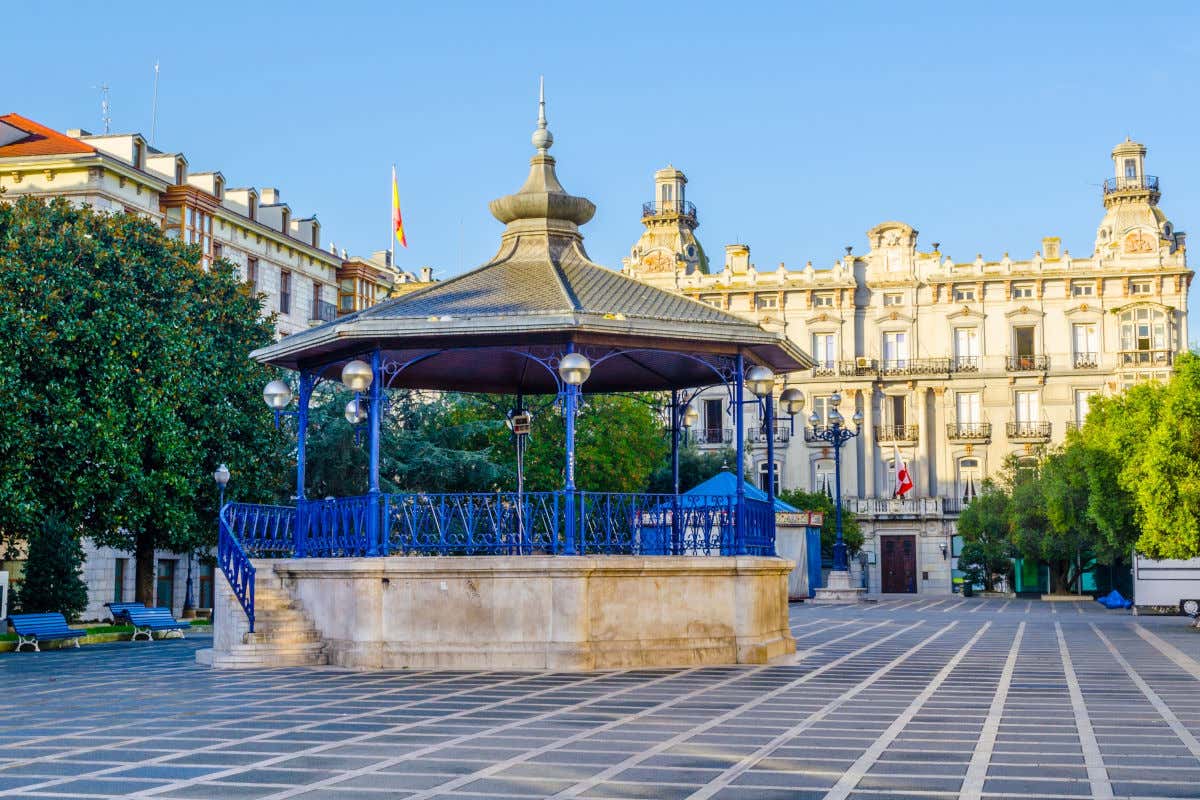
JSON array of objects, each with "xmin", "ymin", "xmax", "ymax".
[
  {"xmin": 558, "ymin": 352, "xmax": 591, "ymax": 386},
  {"xmin": 557, "ymin": 351, "xmax": 591, "ymax": 554},
  {"xmin": 344, "ymin": 398, "xmax": 368, "ymax": 425},
  {"xmin": 190, "ymin": 463, "xmax": 230, "ymax": 618},
  {"xmin": 341, "ymin": 359, "xmax": 374, "ymax": 392},
  {"xmin": 746, "ymin": 366, "xmax": 776, "ymax": 398},
  {"xmin": 805, "ymin": 390, "xmax": 862, "ymax": 574},
  {"xmin": 263, "ymin": 379, "xmax": 292, "ymax": 411}
]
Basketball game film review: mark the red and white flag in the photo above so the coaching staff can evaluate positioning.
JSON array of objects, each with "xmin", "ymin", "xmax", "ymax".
[{"xmin": 893, "ymin": 443, "xmax": 914, "ymax": 497}]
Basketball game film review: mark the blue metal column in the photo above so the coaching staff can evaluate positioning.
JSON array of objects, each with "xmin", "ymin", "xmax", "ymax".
[
  {"xmin": 294, "ymin": 372, "xmax": 315, "ymax": 557},
  {"xmin": 832, "ymin": 430, "xmax": 847, "ymax": 571},
  {"xmin": 734, "ymin": 352, "xmax": 747, "ymax": 556},
  {"xmin": 670, "ymin": 389, "xmax": 681, "ymax": 555},
  {"xmin": 563, "ymin": 344, "xmax": 578, "ymax": 555},
  {"xmin": 765, "ymin": 390, "xmax": 776, "ymax": 505},
  {"xmin": 367, "ymin": 350, "xmax": 383, "ymax": 556}
]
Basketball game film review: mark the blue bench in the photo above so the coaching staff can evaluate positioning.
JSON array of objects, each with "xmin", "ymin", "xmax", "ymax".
[
  {"xmin": 127, "ymin": 606, "xmax": 190, "ymax": 641},
  {"xmin": 104, "ymin": 601, "xmax": 145, "ymax": 625},
  {"xmin": 6, "ymin": 613, "xmax": 87, "ymax": 652}
]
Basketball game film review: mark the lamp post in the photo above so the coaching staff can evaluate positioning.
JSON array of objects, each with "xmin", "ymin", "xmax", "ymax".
[
  {"xmin": 505, "ymin": 405, "xmax": 533, "ymax": 550},
  {"xmin": 192, "ymin": 463, "xmax": 230, "ymax": 618},
  {"xmin": 805, "ymin": 390, "xmax": 862, "ymax": 573},
  {"xmin": 558, "ymin": 349, "xmax": 591, "ymax": 555}
]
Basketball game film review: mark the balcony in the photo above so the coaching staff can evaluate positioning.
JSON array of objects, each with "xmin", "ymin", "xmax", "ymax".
[
  {"xmin": 844, "ymin": 496, "xmax": 944, "ymax": 518},
  {"xmin": 1007, "ymin": 421, "xmax": 1051, "ymax": 441},
  {"xmin": 804, "ymin": 425, "xmax": 831, "ymax": 445},
  {"xmin": 811, "ymin": 361, "xmax": 838, "ymax": 378},
  {"xmin": 839, "ymin": 358, "xmax": 879, "ymax": 377},
  {"xmin": 1006, "ymin": 354, "xmax": 1048, "ymax": 372},
  {"xmin": 1073, "ymin": 352, "xmax": 1099, "ymax": 369},
  {"xmin": 1103, "ymin": 175, "xmax": 1159, "ymax": 194},
  {"xmin": 310, "ymin": 300, "xmax": 338, "ymax": 324},
  {"xmin": 951, "ymin": 356, "xmax": 980, "ymax": 373},
  {"xmin": 642, "ymin": 200, "xmax": 698, "ymax": 224},
  {"xmin": 880, "ymin": 358, "xmax": 952, "ymax": 377},
  {"xmin": 947, "ymin": 422, "xmax": 991, "ymax": 442},
  {"xmin": 875, "ymin": 424, "xmax": 919, "ymax": 443},
  {"xmin": 749, "ymin": 422, "xmax": 791, "ymax": 444},
  {"xmin": 698, "ymin": 428, "xmax": 732, "ymax": 445},
  {"xmin": 1119, "ymin": 349, "xmax": 1173, "ymax": 368}
]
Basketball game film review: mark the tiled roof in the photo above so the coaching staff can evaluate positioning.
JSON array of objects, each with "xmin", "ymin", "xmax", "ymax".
[{"xmin": 0, "ymin": 114, "xmax": 95, "ymax": 157}]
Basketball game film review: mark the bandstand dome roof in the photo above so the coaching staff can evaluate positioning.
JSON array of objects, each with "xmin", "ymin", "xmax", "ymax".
[{"xmin": 251, "ymin": 87, "xmax": 809, "ymax": 394}]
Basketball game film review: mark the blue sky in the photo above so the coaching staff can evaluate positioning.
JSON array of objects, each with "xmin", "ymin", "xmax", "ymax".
[{"xmin": 7, "ymin": 1, "xmax": 1199, "ymax": 340}]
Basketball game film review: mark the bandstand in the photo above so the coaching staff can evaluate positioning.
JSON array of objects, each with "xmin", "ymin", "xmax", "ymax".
[{"xmin": 206, "ymin": 93, "xmax": 810, "ymax": 671}]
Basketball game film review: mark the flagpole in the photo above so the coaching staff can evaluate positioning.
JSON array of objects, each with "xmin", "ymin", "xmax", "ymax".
[{"xmin": 390, "ymin": 164, "xmax": 396, "ymax": 269}]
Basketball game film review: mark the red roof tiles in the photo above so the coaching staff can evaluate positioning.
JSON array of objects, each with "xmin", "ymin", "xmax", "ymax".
[{"xmin": 0, "ymin": 113, "xmax": 96, "ymax": 157}]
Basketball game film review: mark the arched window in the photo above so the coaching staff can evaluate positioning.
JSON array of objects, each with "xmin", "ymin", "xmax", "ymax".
[
  {"xmin": 814, "ymin": 459, "xmax": 835, "ymax": 498},
  {"xmin": 758, "ymin": 462, "xmax": 780, "ymax": 496},
  {"xmin": 957, "ymin": 458, "xmax": 981, "ymax": 507}
]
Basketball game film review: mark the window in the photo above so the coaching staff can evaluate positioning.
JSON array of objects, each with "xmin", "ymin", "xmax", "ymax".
[
  {"xmin": 249, "ymin": 195, "xmax": 258, "ymax": 221},
  {"xmin": 246, "ymin": 257, "xmax": 258, "ymax": 288},
  {"xmin": 1015, "ymin": 390, "xmax": 1039, "ymax": 423},
  {"xmin": 810, "ymin": 395, "xmax": 830, "ymax": 428},
  {"xmin": 280, "ymin": 270, "xmax": 292, "ymax": 314},
  {"xmin": 1130, "ymin": 280, "xmax": 1152, "ymax": 295},
  {"xmin": 954, "ymin": 327, "xmax": 979, "ymax": 369},
  {"xmin": 882, "ymin": 331, "xmax": 908, "ymax": 368},
  {"xmin": 813, "ymin": 292, "xmax": 834, "ymax": 307},
  {"xmin": 281, "ymin": 209, "xmax": 290, "ymax": 235},
  {"xmin": 956, "ymin": 392, "xmax": 981, "ymax": 424},
  {"xmin": 1125, "ymin": 158, "xmax": 1137, "ymax": 179},
  {"xmin": 883, "ymin": 293, "xmax": 903, "ymax": 306},
  {"xmin": 755, "ymin": 295, "xmax": 778, "ymax": 310},
  {"xmin": 212, "ymin": 242, "xmax": 223, "ymax": 263},
  {"xmin": 113, "ymin": 559, "xmax": 126, "ymax": 603},
  {"xmin": 156, "ymin": 560, "xmax": 175, "ymax": 611},
  {"xmin": 812, "ymin": 334, "xmax": 836, "ymax": 370},
  {"xmin": 174, "ymin": 161, "xmax": 184, "ymax": 184},
  {"xmin": 703, "ymin": 398, "xmax": 724, "ymax": 444},
  {"xmin": 953, "ymin": 286, "xmax": 976, "ymax": 302},
  {"xmin": 132, "ymin": 140, "xmax": 144, "ymax": 169},
  {"xmin": 312, "ymin": 281, "xmax": 323, "ymax": 320},
  {"xmin": 814, "ymin": 459, "xmax": 835, "ymax": 498},
  {"xmin": 661, "ymin": 184, "xmax": 673, "ymax": 204},
  {"xmin": 1119, "ymin": 307, "xmax": 1168, "ymax": 364},
  {"xmin": 957, "ymin": 458, "xmax": 981, "ymax": 507},
  {"xmin": 888, "ymin": 394, "xmax": 907, "ymax": 427},
  {"xmin": 1013, "ymin": 326, "xmax": 1035, "ymax": 358},
  {"xmin": 1071, "ymin": 281, "xmax": 1094, "ymax": 297},
  {"xmin": 198, "ymin": 563, "xmax": 215, "ymax": 609},
  {"xmin": 214, "ymin": 176, "xmax": 224, "ymax": 200},
  {"xmin": 1012, "ymin": 284, "xmax": 1034, "ymax": 299},
  {"xmin": 1075, "ymin": 389, "xmax": 1097, "ymax": 426},
  {"xmin": 758, "ymin": 462, "xmax": 779, "ymax": 496},
  {"xmin": 1072, "ymin": 323, "xmax": 1098, "ymax": 367}
]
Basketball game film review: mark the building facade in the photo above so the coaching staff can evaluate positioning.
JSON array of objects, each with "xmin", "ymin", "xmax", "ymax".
[
  {"xmin": 0, "ymin": 113, "xmax": 436, "ymax": 619},
  {"xmin": 625, "ymin": 139, "xmax": 1191, "ymax": 595}
]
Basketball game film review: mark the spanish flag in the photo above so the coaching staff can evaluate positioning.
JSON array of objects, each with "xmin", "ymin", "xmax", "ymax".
[{"xmin": 392, "ymin": 165, "xmax": 407, "ymax": 248}]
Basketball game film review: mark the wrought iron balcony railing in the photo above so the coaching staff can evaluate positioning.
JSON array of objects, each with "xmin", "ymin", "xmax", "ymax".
[
  {"xmin": 1073, "ymin": 352, "xmax": 1099, "ymax": 369},
  {"xmin": 750, "ymin": 422, "xmax": 791, "ymax": 444},
  {"xmin": 642, "ymin": 200, "xmax": 698, "ymax": 223},
  {"xmin": 804, "ymin": 424, "xmax": 830, "ymax": 444},
  {"xmin": 1006, "ymin": 421, "xmax": 1051, "ymax": 440},
  {"xmin": 1119, "ymin": 349, "xmax": 1173, "ymax": 367},
  {"xmin": 812, "ymin": 361, "xmax": 838, "ymax": 378},
  {"xmin": 699, "ymin": 428, "xmax": 732, "ymax": 445},
  {"xmin": 875, "ymin": 424, "xmax": 919, "ymax": 443},
  {"xmin": 951, "ymin": 356, "xmax": 980, "ymax": 373},
  {"xmin": 947, "ymin": 422, "xmax": 991, "ymax": 441},
  {"xmin": 1103, "ymin": 175, "xmax": 1159, "ymax": 194},
  {"xmin": 1006, "ymin": 354, "xmax": 1048, "ymax": 372},
  {"xmin": 839, "ymin": 358, "xmax": 879, "ymax": 377},
  {"xmin": 879, "ymin": 358, "xmax": 952, "ymax": 377}
]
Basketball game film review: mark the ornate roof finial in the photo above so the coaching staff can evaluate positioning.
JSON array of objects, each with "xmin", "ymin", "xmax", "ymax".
[{"xmin": 532, "ymin": 75, "xmax": 553, "ymax": 154}]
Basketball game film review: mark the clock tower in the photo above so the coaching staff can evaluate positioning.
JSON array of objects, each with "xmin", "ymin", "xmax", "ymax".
[{"xmin": 622, "ymin": 165, "xmax": 708, "ymax": 289}]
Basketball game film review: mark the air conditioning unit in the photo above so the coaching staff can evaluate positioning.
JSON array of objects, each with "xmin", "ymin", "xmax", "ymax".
[{"xmin": 855, "ymin": 357, "xmax": 870, "ymax": 369}]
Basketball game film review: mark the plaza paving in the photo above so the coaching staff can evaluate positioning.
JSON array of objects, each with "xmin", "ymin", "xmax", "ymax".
[{"xmin": 2, "ymin": 599, "xmax": 1199, "ymax": 799}]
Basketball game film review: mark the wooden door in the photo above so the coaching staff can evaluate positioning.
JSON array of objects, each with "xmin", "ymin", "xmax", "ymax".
[{"xmin": 881, "ymin": 535, "xmax": 917, "ymax": 593}]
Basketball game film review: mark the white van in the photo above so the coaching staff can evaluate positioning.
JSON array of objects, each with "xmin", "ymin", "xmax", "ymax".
[{"xmin": 1132, "ymin": 554, "xmax": 1200, "ymax": 616}]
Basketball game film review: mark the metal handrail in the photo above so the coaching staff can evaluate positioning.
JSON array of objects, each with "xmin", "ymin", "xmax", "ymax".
[
  {"xmin": 951, "ymin": 356, "xmax": 980, "ymax": 373},
  {"xmin": 875, "ymin": 424, "xmax": 919, "ymax": 443},
  {"xmin": 1007, "ymin": 421, "xmax": 1051, "ymax": 439},
  {"xmin": 947, "ymin": 422, "xmax": 991, "ymax": 440},
  {"xmin": 699, "ymin": 427, "xmax": 732, "ymax": 445},
  {"xmin": 1073, "ymin": 352, "xmax": 1099, "ymax": 369},
  {"xmin": 1103, "ymin": 175, "xmax": 1159, "ymax": 194},
  {"xmin": 1006, "ymin": 354, "xmax": 1048, "ymax": 372},
  {"xmin": 1119, "ymin": 349, "xmax": 1173, "ymax": 367},
  {"xmin": 642, "ymin": 200, "xmax": 698, "ymax": 223}
]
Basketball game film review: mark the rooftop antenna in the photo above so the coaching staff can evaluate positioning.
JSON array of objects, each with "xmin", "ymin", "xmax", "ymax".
[
  {"xmin": 97, "ymin": 83, "xmax": 111, "ymax": 134},
  {"xmin": 150, "ymin": 60, "xmax": 160, "ymax": 145}
]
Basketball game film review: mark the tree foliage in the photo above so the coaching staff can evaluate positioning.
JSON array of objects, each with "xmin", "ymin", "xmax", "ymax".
[
  {"xmin": 0, "ymin": 197, "xmax": 286, "ymax": 602},
  {"xmin": 778, "ymin": 489, "xmax": 863, "ymax": 557},
  {"xmin": 955, "ymin": 480, "xmax": 1015, "ymax": 591},
  {"xmin": 17, "ymin": 515, "xmax": 89, "ymax": 620}
]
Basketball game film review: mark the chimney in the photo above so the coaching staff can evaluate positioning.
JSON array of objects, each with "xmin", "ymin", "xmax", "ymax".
[
  {"xmin": 420, "ymin": 266, "xmax": 433, "ymax": 282},
  {"xmin": 260, "ymin": 187, "xmax": 280, "ymax": 204},
  {"xmin": 66, "ymin": 128, "xmax": 92, "ymax": 138}
]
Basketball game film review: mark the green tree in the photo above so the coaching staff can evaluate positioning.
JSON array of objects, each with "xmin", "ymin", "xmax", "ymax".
[
  {"xmin": 645, "ymin": 444, "xmax": 735, "ymax": 494},
  {"xmin": 778, "ymin": 489, "xmax": 863, "ymax": 557},
  {"xmin": 18, "ymin": 515, "xmax": 89, "ymax": 620},
  {"xmin": 955, "ymin": 480, "xmax": 1015, "ymax": 591},
  {"xmin": 0, "ymin": 197, "xmax": 285, "ymax": 603}
]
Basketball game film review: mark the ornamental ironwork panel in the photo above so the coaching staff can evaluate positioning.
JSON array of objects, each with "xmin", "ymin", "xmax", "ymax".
[
  {"xmin": 1119, "ymin": 349, "xmax": 1172, "ymax": 367},
  {"xmin": 946, "ymin": 422, "xmax": 991, "ymax": 440},
  {"xmin": 1006, "ymin": 421, "xmax": 1051, "ymax": 439},
  {"xmin": 875, "ymin": 424, "xmax": 919, "ymax": 443},
  {"xmin": 1005, "ymin": 355, "xmax": 1049, "ymax": 372}
]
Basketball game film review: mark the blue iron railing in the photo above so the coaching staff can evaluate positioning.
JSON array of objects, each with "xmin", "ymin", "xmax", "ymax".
[{"xmin": 217, "ymin": 491, "xmax": 777, "ymax": 629}]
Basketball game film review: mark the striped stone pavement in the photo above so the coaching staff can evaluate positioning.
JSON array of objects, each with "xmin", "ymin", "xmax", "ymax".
[{"xmin": 1, "ymin": 597, "xmax": 1197, "ymax": 799}]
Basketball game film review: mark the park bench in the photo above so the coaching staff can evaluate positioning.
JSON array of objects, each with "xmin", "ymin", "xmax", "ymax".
[
  {"xmin": 127, "ymin": 606, "xmax": 190, "ymax": 641},
  {"xmin": 104, "ymin": 601, "xmax": 145, "ymax": 625},
  {"xmin": 6, "ymin": 613, "xmax": 87, "ymax": 652}
]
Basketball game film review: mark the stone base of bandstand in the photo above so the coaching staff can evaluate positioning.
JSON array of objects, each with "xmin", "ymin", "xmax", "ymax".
[
  {"xmin": 811, "ymin": 569, "xmax": 867, "ymax": 604},
  {"xmin": 204, "ymin": 556, "xmax": 796, "ymax": 671}
]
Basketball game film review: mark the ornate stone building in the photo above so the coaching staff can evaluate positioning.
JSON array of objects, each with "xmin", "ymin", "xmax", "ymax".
[{"xmin": 624, "ymin": 139, "xmax": 1191, "ymax": 595}]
